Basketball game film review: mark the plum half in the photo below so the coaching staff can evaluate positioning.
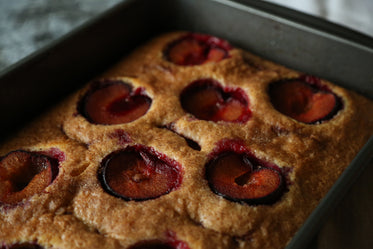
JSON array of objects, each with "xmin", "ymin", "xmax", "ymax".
[
  {"xmin": 269, "ymin": 76, "xmax": 342, "ymax": 124},
  {"xmin": 1, "ymin": 243, "xmax": 44, "ymax": 249},
  {"xmin": 128, "ymin": 241, "xmax": 174, "ymax": 249},
  {"xmin": 206, "ymin": 149, "xmax": 284, "ymax": 205},
  {"xmin": 180, "ymin": 79, "xmax": 251, "ymax": 123},
  {"xmin": 79, "ymin": 80, "xmax": 152, "ymax": 125},
  {"xmin": 128, "ymin": 232, "xmax": 190, "ymax": 249},
  {"xmin": 0, "ymin": 150, "xmax": 59, "ymax": 205},
  {"xmin": 128, "ymin": 240, "xmax": 188, "ymax": 249},
  {"xmin": 99, "ymin": 146, "xmax": 182, "ymax": 201},
  {"xmin": 164, "ymin": 33, "xmax": 232, "ymax": 65}
]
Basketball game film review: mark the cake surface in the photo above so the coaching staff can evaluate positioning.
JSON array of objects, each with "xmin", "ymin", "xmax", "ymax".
[{"xmin": 1, "ymin": 31, "xmax": 373, "ymax": 249}]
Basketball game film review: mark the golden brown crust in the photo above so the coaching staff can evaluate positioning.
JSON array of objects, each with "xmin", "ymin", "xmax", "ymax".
[{"xmin": 1, "ymin": 31, "xmax": 372, "ymax": 249}]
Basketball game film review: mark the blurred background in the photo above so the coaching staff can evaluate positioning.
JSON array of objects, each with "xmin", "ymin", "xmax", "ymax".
[
  {"xmin": 265, "ymin": 0, "xmax": 373, "ymax": 36},
  {"xmin": 0, "ymin": 0, "xmax": 372, "ymax": 72}
]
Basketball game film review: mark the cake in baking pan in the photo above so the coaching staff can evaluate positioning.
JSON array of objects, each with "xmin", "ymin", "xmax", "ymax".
[{"xmin": 1, "ymin": 32, "xmax": 372, "ymax": 249}]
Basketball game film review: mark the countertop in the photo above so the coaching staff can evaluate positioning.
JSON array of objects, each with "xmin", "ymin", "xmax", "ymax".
[{"xmin": 0, "ymin": 0, "xmax": 122, "ymax": 71}]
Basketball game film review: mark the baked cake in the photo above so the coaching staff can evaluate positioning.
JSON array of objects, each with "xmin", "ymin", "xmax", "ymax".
[{"xmin": 1, "ymin": 32, "xmax": 372, "ymax": 249}]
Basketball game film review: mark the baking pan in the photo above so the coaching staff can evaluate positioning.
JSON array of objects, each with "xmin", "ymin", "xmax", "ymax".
[{"xmin": 0, "ymin": 0, "xmax": 372, "ymax": 248}]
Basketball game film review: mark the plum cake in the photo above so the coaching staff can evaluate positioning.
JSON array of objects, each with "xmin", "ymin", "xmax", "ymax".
[{"xmin": 1, "ymin": 32, "xmax": 372, "ymax": 249}]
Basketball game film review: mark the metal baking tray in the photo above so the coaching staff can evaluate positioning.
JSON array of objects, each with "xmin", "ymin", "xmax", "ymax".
[{"xmin": 0, "ymin": 0, "xmax": 372, "ymax": 248}]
